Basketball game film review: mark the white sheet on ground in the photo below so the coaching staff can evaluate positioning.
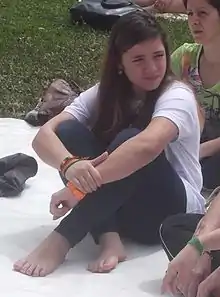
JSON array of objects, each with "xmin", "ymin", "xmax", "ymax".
[{"xmin": 0, "ymin": 118, "xmax": 170, "ymax": 297}]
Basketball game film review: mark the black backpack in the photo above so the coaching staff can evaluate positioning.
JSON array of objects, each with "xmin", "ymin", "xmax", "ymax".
[{"xmin": 69, "ymin": 0, "xmax": 142, "ymax": 30}]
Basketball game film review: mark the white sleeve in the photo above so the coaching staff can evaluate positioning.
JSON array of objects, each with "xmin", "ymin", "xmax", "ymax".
[
  {"xmin": 64, "ymin": 84, "xmax": 99, "ymax": 127},
  {"xmin": 152, "ymin": 83, "xmax": 198, "ymax": 140}
]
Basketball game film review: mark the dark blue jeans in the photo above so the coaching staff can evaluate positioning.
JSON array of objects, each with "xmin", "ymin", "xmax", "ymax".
[{"xmin": 55, "ymin": 120, "xmax": 187, "ymax": 247}]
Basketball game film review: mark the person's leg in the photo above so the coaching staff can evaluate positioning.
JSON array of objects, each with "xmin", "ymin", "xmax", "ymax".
[
  {"xmin": 13, "ymin": 119, "xmax": 105, "ymax": 276},
  {"xmin": 56, "ymin": 119, "xmax": 104, "ymax": 157},
  {"xmin": 14, "ymin": 127, "xmax": 186, "ymax": 276},
  {"xmin": 201, "ymin": 152, "xmax": 220, "ymax": 190},
  {"xmin": 88, "ymin": 154, "xmax": 187, "ymax": 272},
  {"xmin": 87, "ymin": 137, "xmax": 187, "ymax": 272},
  {"xmin": 160, "ymin": 213, "xmax": 204, "ymax": 261},
  {"xmin": 118, "ymin": 154, "xmax": 187, "ymax": 245},
  {"xmin": 13, "ymin": 127, "xmax": 140, "ymax": 276}
]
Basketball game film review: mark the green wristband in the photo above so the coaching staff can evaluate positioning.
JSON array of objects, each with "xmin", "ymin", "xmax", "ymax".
[{"xmin": 188, "ymin": 236, "xmax": 204, "ymax": 255}]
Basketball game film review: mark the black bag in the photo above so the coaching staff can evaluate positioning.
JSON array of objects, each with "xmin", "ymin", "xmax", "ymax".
[
  {"xmin": 0, "ymin": 153, "xmax": 38, "ymax": 197},
  {"xmin": 70, "ymin": 0, "xmax": 142, "ymax": 30}
]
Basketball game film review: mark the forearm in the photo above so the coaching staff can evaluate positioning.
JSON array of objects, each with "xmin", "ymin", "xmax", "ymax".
[
  {"xmin": 165, "ymin": 0, "xmax": 186, "ymax": 13},
  {"xmin": 194, "ymin": 195, "xmax": 220, "ymax": 237},
  {"xmin": 200, "ymin": 138, "xmax": 220, "ymax": 159},
  {"xmin": 154, "ymin": 0, "xmax": 186, "ymax": 13},
  {"xmin": 97, "ymin": 136, "xmax": 160, "ymax": 184},
  {"xmin": 32, "ymin": 127, "xmax": 72, "ymax": 169},
  {"xmin": 199, "ymin": 229, "xmax": 220, "ymax": 251}
]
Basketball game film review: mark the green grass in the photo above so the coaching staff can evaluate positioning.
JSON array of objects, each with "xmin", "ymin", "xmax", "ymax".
[{"xmin": 0, "ymin": 0, "xmax": 192, "ymax": 117}]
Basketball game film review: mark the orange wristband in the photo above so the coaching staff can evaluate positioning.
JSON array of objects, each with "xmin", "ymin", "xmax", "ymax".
[
  {"xmin": 67, "ymin": 181, "xmax": 85, "ymax": 200},
  {"xmin": 60, "ymin": 156, "xmax": 78, "ymax": 174}
]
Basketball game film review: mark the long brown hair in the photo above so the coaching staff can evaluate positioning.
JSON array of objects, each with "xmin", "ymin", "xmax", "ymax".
[{"xmin": 92, "ymin": 11, "xmax": 174, "ymax": 144}]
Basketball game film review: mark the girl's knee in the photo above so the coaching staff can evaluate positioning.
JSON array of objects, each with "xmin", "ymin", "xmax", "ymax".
[
  {"xmin": 160, "ymin": 214, "xmax": 186, "ymax": 245},
  {"xmin": 55, "ymin": 119, "xmax": 84, "ymax": 139},
  {"xmin": 108, "ymin": 128, "xmax": 141, "ymax": 152}
]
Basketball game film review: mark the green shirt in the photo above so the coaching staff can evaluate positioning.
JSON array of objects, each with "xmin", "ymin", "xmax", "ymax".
[{"xmin": 171, "ymin": 43, "xmax": 220, "ymax": 121}]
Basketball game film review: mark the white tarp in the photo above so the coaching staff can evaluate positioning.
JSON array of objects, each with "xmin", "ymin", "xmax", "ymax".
[{"xmin": 0, "ymin": 118, "xmax": 169, "ymax": 297}]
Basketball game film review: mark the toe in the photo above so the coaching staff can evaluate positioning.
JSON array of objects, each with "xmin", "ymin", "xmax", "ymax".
[
  {"xmin": 101, "ymin": 256, "xmax": 118, "ymax": 272},
  {"xmin": 87, "ymin": 261, "xmax": 99, "ymax": 273},
  {"xmin": 98, "ymin": 259, "xmax": 106, "ymax": 272},
  {"xmin": 20, "ymin": 262, "xmax": 32, "ymax": 275},
  {"xmin": 26, "ymin": 264, "xmax": 37, "ymax": 276},
  {"xmin": 32, "ymin": 265, "xmax": 43, "ymax": 277},
  {"xmin": 13, "ymin": 259, "xmax": 27, "ymax": 272},
  {"xmin": 39, "ymin": 268, "xmax": 47, "ymax": 277}
]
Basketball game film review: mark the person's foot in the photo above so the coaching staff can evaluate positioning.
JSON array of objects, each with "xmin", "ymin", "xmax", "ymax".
[
  {"xmin": 88, "ymin": 232, "xmax": 126, "ymax": 273},
  {"xmin": 13, "ymin": 231, "xmax": 71, "ymax": 277}
]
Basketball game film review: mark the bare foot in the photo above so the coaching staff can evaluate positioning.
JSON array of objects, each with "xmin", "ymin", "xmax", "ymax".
[
  {"xmin": 88, "ymin": 232, "xmax": 126, "ymax": 273},
  {"xmin": 13, "ymin": 231, "xmax": 70, "ymax": 277}
]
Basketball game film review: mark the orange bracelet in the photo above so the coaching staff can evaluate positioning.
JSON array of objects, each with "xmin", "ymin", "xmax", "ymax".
[
  {"xmin": 60, "ymin": 156, "xmax": 79, "ymax": 174},
  {"xmin": 67, "ymin": 181, "xmax": 85, "ymax": 200}
]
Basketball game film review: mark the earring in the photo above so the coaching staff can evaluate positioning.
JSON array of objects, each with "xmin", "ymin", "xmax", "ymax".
[{"xmin": 118, "ymin": 69, "xmax": 123, "ymax": 75}]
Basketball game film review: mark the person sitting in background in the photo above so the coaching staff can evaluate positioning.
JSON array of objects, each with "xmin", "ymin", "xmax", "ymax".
[
  {"xmin": 136, "ymin": 0, "xmax": 186, "ymax": 13},
  {"xmin": 160, "ymin": 2, "xmax": 220, "ymax": 295},
  {"xmin": 13, "ymin": 11, "xmax": 204, "ymax": 278},
  {"xmin": 171, "ymin": 0, "xmax": 220, "ymax": 190},
  {"xmin": 161, "ymin": 189, "xmax": 220, "ymax": 297}
]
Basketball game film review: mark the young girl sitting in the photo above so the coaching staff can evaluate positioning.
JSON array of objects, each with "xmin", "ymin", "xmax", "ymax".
[{"xmin": 14, "ymin": 10, "xmax": 204, "ymax": 277}]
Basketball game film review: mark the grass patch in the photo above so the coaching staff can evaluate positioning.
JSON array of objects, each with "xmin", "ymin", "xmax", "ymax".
[{"xmin": 0, "ymin": 0, "xmax": 192, "ymax": 117}]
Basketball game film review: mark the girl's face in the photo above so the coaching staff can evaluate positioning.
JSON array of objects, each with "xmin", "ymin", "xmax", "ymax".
[
  {"xmin": 121, "ymin": 37, "xmax": 167, "ymax": 92},
  {"xmin": 187, "ymin": 0, "xmax": 220, "ymax": 45}
]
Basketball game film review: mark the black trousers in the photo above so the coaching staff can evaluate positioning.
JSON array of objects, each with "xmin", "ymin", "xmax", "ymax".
[
  {"xmin": 160, "ymin": 213, "xmax": 220, "ymax": 271},
  {"xmin": 201, "ymin": 153, "xmax": 220, "ymax": 190},
  {"xmin": 54, "ymin": 119, "xmax": 187, "ymax": 247}
]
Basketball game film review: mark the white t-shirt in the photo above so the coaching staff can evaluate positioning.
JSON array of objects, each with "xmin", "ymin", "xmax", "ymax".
[{"xmin": 64, "ymin": 81, "xmax": 205, "ymax": 214}]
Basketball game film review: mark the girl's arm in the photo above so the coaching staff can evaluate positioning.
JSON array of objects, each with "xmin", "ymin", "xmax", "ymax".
[
  {"xmin": 200, "ymin": 138, "xmax": 220, "ymax": 159},
  {"xmin": 32, "ymin": 112, "xmax": 75, "ymax": 169},
  {"xmin": 154, "ymin": 0, "xmax": 186, "ymax": 13},
  {"xmin": 97, "ymin": 84, "xmax": 200, "ymax": 184},
  {"xmin": 97, "ymin": 117, "xmax": 178, "ymax": 183},
  {"xmin": 32, "ymin": 84, "xmax": 99, "ymax": 169},
  {"xmin": 199, "ymin": 228, "xmax": 220, "ymax": 251}
]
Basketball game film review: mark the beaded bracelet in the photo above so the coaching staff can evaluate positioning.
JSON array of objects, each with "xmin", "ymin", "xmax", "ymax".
[{"xmin": 60, "ymin": 156, "xmax": 78, "ymax": 174}]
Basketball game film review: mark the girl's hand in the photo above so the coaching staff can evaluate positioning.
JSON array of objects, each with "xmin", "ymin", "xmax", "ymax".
[
  {"xmin": 162, "ymin": 244, "xmax": 202, "ymax": 296},
  {"xmin": 65, "ymin": 152, "xmax": 108, "ymax": 193}
]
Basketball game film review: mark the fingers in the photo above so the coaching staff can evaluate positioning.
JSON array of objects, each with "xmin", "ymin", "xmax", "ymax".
[
  {"xmin": 50, "ymin": 195, "xmax": 60, "ymax": 216},
  {"xmin": 72, "ymin": 168, "xmax": 102, "ymax": 193},
  {"xmin": 71, "ymin": 177, "xmax": 85, "ymax": 193},
  {"xmin": 91, "ymin": 152, "xmax": 108, "ymax": 167},
  {"xmin": 88, "ymin": 166, "xmax": 102, "ymax": 188},
  {"xmin": 83, "ymin": 169, "xmax": 100, "ymax": 191},
  {"xmin": 66, "ymin": 159, "xmax": 104, "ymax": 193},
  {"xmin": 188, "ymin": 276, "xmax": 202, "ymax": 297},
  {"xmin": 161, "ymin": 267, "xmax": 178, "ymax": 295},
  {"xmin": 188, "ymin": 267, "xmax": 207, "ymax": 297},
  {"xmin": 197, "ymin": 280, "xmax": 211, "ymax": 297},
  {"xmin": 52, "ymin": 207, "xmax": 69, "ymax": 220},
  {"xmin": 172, "ymin": 274, "xmax": 182, "ymax": 296},
  {"xmin": 50, "ymin": 197, "xmax": 69, "ymax": 219},
  {"xmin": 197, "ymin": 269, "xmax": 220, "ymax": 297}
]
